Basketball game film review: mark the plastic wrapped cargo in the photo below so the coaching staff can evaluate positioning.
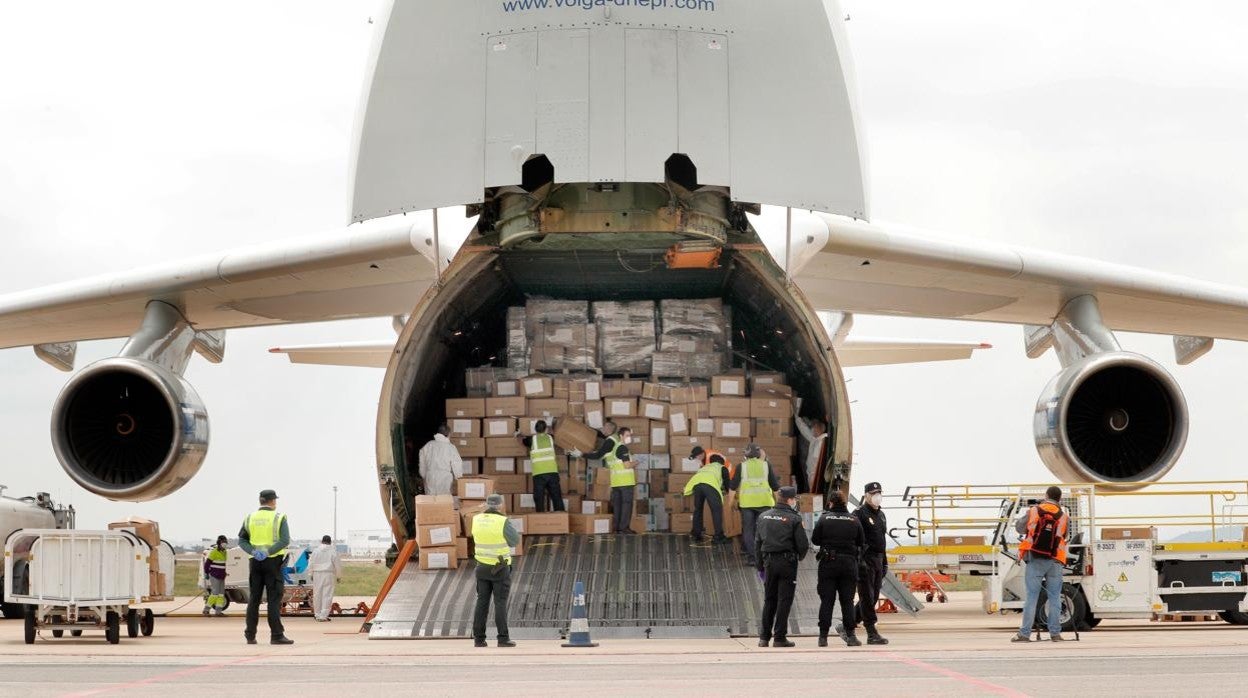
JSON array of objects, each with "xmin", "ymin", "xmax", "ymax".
[
  {"xmin": 651, "ymin": 351, "xmax": 726, "ymax": 379},
  {"xmin": 464, "ymin": 366, "xmax": 510, "ymax": 396},
  {"xmin": 506, "ymin": 306, "xmax": 529, "ymax": 375},
  {"xmin": 530, "ymin": 323, "xmax": 599, "ymax": 372},
  {"xmin": 524, "ymin": 299, "xmax": 590, "ymax": 339},
  {"xmin": 593, "ymin": 301, "xmax": 656, "ymax": 374},
  {"xmin": 659, "ymin": 299, "xmax": 729, "ymax": 352}
]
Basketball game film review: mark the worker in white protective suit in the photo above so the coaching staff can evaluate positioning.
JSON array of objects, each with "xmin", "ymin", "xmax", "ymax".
[
  {"xmin": 418, "ymin": 423, "xmax": 464, "ymax": 496},
  {"xmin": 309, "ymin": 535, "xmax": 342, "ymax": 622}
]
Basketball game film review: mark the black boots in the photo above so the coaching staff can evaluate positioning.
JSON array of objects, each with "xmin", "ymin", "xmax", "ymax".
[
  {"xmin": 866, "ymin": 626, "xmax": 889, "ymax": 645},
  {"xmin": 844, "ymin": 632, "xmax": 862, "ymax": 647},
  {"xmin": 817, "ymin": 634, "xmax": 828, "ymax": 647}
]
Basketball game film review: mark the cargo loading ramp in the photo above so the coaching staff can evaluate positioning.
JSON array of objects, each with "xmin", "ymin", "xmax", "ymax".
[{"xmin": 369, "ymin": 533, "xmax": 916, "ymax": 639}]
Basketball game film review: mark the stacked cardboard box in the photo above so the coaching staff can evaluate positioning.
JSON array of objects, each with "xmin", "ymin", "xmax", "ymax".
[
  {"xmin": 108, "ymin": 517, "xmax": 168, "ymax": 597},
  {"xmin": 592, "ymin": 301, "xmax": 656, "ymax": 374}
]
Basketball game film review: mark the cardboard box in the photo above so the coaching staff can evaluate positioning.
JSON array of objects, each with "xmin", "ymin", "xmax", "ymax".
[
  {"xmin": 668, "ymin": 473, "xmax": 693, "ymax": 494},
  {"xmin": 494, "ymin": 379, "xmax": 520, "ymax": 397},
  {"xmin": 642, "ymin": 383, "xmax": 672, "ymax": 402},
  {"xmin": 564, "ymin": 493, "xmax": 583, "ymax": 512},
  {"xmin": 413, "ymin": 494, "xmax": 458, "ymax": 525},
  {"xmin": 490, "ymin": 473, "xmax": 529, "ymax": 494},
  {"xmin": 754, "ymin": 418, "xmax": 792, "ymax": 438},
  {"xmin": 937, "ymin": 535, "xmax": 986, "ymax": 546},
  {"xmin": 648, "ymin": 470, "xmax": 669, "ymax": 492},
  {"xmin": 460, "ymin": 502, "xmax": 487, "ymax": 533},
  {"xmin": 109, "ymin": 517, "xmax": 161, "ymax": 553},
  {"xmin": 581, "ymin": 500, "xmax": 608, "ymax": 515},
  {"xmin": 511, "ymin": 492, "xmax": 536, "ymax": 513},
  {"xmin": 711, "ymin": 375, "xmax": 747, "ymax": 396},
  {"xmin": 483, "ymin": 417, "xmax": 516, "ymax": 438},
  {"xmin": 712, "ymin": 438, "xmax": 750, "ymax": 460},
  {"xmin": 582, "ymin": 401, "xmax": 605, "ymax": 429},
  {"xmin": 485, "ymin": 396, "xmax": 528, "ymax": 417},
  {"xmin": 509, "ymin": 537, "xmax": 525, "ymax": 557},
  {"xmin": 753, "ymin": 436, "xmax": 795, "ymax": 458},
  {"xmin": 630, "ymin": 515, "xmax": 649, "ymax": 534},
  {"xmin": 570, "ymin": 379, "xmax": 601, "ymax": 403},
  {"xmin": 692, "ymin": 417, "xmax": 716, "ymax": 435},
  {"xmin": 553, "ymin": 417, "xmax": 599, "ymax": 453},
  {"xmin": 529, "ymin": 398, "xmax": 569, "ymax": 418},
  {"xmin": 670, "ymin": 385, "xmax": 708, "ymax": 404},
  {"xmin": 669, "ymin": 436, "xmax": 710, "ymax": 459},
  {"xmin": 455, "ymin": 537, "xmax": 470, "ymax": 560},
  {"xmin": 639, "ymin": 398, "xmax": 668, "ymax": 421},
  {"xmin": 592, "ymin": 469, "xmax": 614, "ymax": 500},
  {"xmin": 445, "ymin": 398, "xmax": 486, "ymax": 418},
  {"xmin": 569, "ymin": 513, "xmax": 613, "ymax": 534},
  {"xmin": 457, "ymin": 477, "xmax": 496, "ymax": 500},
  {"xmin": 668, "ymin": 406, "xmax": 692, "ymax": 435},
  {"xmin": 485, "ymin": 457, "xmax": 518, "ymax": 475},
  {"xmin": 722, "ymin": 505, "xmax": 743, "ymax": 538},
  {"xmin": 650, "ymin": 425, "xmax": 669, "ymax": 453},
  {"xmin": 486, "ymin": 437, "xmax": 527, "ymax": 458},
  {"xmin": 750, "ymin": 396, "xmax": 792, "ymax": 420},
  {"xmin": 506, "ymin": 515, "xmax": 527, "ymax": 535},
  {"xmin": 606, "ymin": 397, "xmax": 637, "ymax": 418},
  {"xmin": 521, "ymin": 375, "xmax": 554, "ymax": 398},
  {"xmin": 664, "ymin": 492, "xmax": 689, "ymax": 514},
  {"xmin": 449, "ymin": 418, "xmax": 481, "ymax": 437},
  {"xmin": 552, "ymin": 377, "xmax": 571, "ymax": 400},
  {"xmin": 1101, "ymin": 527, "xmax": 1156, "ymax": 540},
  {"xmin": 753, "ymin": 383, "xmax": 793, "ymax": 399},
  {"xmin": 671, "ymin": 513, "xmax": 694, "ymax": 534},
  {"xmin": 527, "ymin": 512, "xmax": 571, "ymax": 534},
  {"xmin": 601, "ymin": 379, "xmax": 643, "ymax": 397},
  {"xmin": 419, "ymin": 546, "xmax": 458, "ymax": 570},
  {"xmin": 749, "ymin": 372, "xmax": 786, "ymax": 387},
  {"xmin": 461, "ymin": 458, "xmax": 480, "ymax": 476},
  {"xmin": 416, "ymin": 522, "xmax": 458, "ymax": 548},
  {"xmin": 709, "ymin": 396, "xmax": 751, "ymax": 417},
  {"xmin": 715, "ymin": 418, "xmax": 750, "ymax": 439},
  {"xmin": 451, "ymin": 436, "xmax": 486, "ymax": 458},
  {"xmin": 798, "ymin": 493, "xmax": 824, "ymax": 513}
]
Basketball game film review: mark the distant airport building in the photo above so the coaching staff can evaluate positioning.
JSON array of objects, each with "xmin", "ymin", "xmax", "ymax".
[{"xmin": 348, "ymin": 529, "xmax": 394, "ymax": 557}]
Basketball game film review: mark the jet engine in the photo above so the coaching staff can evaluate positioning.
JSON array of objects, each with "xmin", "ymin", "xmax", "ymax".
[
  {"xmin": 51, "ymin": 357, "xmax": 208, "ymax": 501},
  {"xmin": 1034, "ymin": 352, "xmax": 1188, "ymax": 488}
]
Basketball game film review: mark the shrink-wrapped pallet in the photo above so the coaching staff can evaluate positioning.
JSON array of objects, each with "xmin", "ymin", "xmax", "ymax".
[{"xmin": 592, "ymin": 301, "xmax": 657, "ymax": 374}]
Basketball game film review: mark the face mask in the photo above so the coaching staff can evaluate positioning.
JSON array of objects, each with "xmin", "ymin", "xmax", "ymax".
[
  {"xmin": 868, "ymin": 493, "xmax": 883, "ymax": 507},
  {"xmin": 623, "ymin": 436, "xmax": 632, "ymax": 445}
]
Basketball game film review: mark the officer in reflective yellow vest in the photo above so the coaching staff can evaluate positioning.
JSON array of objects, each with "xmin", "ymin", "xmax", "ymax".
[
  {"xmin": 238, "ymin": 489, "xmax": 293, "ymax": 645},
  {"xmin": 519, "ymin": 420, "xmax": 564, "ymax": 512},
  {"xmin": 471, "ymin": 493, "xmax": 521, "ymax": 647},
  {"xmin": 585, "ymin": 426, "xmax": 636, "ymax": 533},
  {"xmin": 684, "ymin": 446, "xmax": 731, "ymax": 544},
  {"xmin": 729, "ymin": 444, "xmax": 782, "ymax": 566}
]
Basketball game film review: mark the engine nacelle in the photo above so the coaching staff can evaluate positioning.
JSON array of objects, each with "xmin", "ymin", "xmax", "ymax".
[
  {"xmin": 1034, "ymin": 352, "xmax": 1188, "ymax": 489},
  {"xmin": 51, "ymin": 357, "xmax": 209, "ymax": 502}
]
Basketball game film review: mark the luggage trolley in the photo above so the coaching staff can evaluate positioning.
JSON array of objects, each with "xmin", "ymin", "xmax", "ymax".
[{"xmin": 4, "ymin": 528, "xmax": 163, "ymax": 644}]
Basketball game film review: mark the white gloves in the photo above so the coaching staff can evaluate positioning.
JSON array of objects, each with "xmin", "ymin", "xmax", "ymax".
[{"xmin": 568, "ymin": 449, "xmax": 583, "ymax": 459}]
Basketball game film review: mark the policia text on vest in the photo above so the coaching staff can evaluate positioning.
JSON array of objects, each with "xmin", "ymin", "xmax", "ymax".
[
  {"xmin": 238, "ymin": 489, "xmax": 294, "ymax": 645},
  {"xmin": 472, "ymin": 495, "xmax": 522, "ymax": 647}
]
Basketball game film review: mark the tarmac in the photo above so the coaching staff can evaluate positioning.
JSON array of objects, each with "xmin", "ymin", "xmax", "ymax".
[{"xmin": 2, "ymin": 592, "xmax": 1247, "ymax": 696}]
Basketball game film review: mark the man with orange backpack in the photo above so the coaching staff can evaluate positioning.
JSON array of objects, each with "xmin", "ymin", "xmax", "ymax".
[{"xmin": 1012, "ymin": 485, "xmax": 1070, "ymax": 642}]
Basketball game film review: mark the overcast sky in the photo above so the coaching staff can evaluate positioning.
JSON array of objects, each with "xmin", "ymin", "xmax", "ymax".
[{"xmin": 2, "ymin": 1, "xmax": 1247, "ymax": 542}]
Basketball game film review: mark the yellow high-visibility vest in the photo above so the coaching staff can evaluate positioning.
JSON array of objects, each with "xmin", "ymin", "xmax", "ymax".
[
  {"xmin": 472, "ymin": 512, "xmax": 512, "ymax": 566},
  {"xmin": 530, "ymin": 433, "xmax": 558, "ymax": 476},
  {"xmin": 684, "ymin": 463, "xmax": 723, "ymax": 501},
  {"xmin": 245, "ymin": 509, "xmax": 287, "ymax": 557},
  {"xmin": 603, "ymin": 437, "xmax": 636, "ymax": 487},
  {"xmin": 737, "ymin": 458, "xmax": 775, "ymax": 509}
]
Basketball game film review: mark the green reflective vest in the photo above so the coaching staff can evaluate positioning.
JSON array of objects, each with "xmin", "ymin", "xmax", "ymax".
[
  {"xmin": 738, "ymin": 458, "xmax": 775, "ymax": 509},
  {"xmin": 530, "ymin": 433, "xmax": 558, "ymax": 476},
  {"xmin": 684, "ymin": 463, "xmax": 723, "ymax": 501},
  {"xmin": 245, "ymin": 509, "xmax": 287, "ymax": 557},
  {"xmin": 603, "ymin": 437, "xmax": 636, "ymax": 487},
  {"xmin": 472, "ymin": 512, "xmax": 512, "ymax": 566}
]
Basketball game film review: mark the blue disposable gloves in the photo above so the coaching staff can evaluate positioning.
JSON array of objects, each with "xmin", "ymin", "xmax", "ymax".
[{"xmin": 253, "ymin": 549, "xmax": 268, "ymax": 562}]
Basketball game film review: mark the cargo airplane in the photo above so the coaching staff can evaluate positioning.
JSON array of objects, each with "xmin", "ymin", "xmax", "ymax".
[{"xmin": 2, "ymin": 1, "xmax": 1245, "ymax": 541}]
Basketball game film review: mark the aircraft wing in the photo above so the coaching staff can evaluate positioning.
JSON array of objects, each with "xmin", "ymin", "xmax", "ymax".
[
  {"xmin": 798, "ymin": 216, "xmax": 1248, "ymax": 344},
  {"xmin": 836, "ymin": 338, "xmax": 992, "ymax": 368},
  {"xmin": 0, "ymin": 216, "xmax": 439, "ymax": 353},
  {"xmin": 268, "ymin": 341, "xmax": 393, "ymax": 368}
]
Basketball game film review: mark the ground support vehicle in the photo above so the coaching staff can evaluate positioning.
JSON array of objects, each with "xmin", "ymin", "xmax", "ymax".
[{"xmin": 886, "ymin": 481, "xmax": 1248, "ymax": 632}]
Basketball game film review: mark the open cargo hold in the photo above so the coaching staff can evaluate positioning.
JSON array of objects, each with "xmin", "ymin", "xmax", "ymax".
[{"xmin": 394, "ymin": 246, "xmax": 836, "ymax": 536}]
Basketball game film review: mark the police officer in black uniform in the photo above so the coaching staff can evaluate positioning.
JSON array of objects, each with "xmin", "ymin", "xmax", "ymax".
[
  {"xmin": 754, "ymin": 485, "xmax": 809, "ymax": 647},
  {"xmin": 849, "ymin": 481, "xmax": 890, "ymax": 645},
  {"xmin": 811, "ymin": 490, "xmax": 865, "ymax": 647}
]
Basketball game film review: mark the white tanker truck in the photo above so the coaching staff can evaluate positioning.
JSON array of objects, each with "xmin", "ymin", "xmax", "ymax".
[{"xmin": 0, "ymin": 487, "xmax": 74, "ymax": 619}]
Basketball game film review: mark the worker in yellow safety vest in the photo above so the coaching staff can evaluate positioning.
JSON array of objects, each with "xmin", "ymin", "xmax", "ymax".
[
  {"xmin": 238, "ymin": 489, "xmax": 293, "ymax": 646},
  {"xmin": 729, "ymin": 444, "xmax": 782, "ymax": 566},
  {"xmin": 202, "ymin": 535, "xmax": 229, "ymax": 616},
  {"xmin": 518, "ymin": 420, "xmax": 565, "ymax": 512},
  {"xmin": 684, "ymin": 446, "xmax": 731, "ymax": 545},
  {"xmin": 584, "ymin": 426, "xmax": 636, "ymax": 533},
  {"xmin": 472, "ymin": 493, "xmax": 522, "ymax": 647}
]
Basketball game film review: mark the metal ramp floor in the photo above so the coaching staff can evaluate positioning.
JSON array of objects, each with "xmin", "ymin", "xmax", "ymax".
[{"xmin": 369, "ymin": 533, "xmax": 917, "ymax": 639}]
